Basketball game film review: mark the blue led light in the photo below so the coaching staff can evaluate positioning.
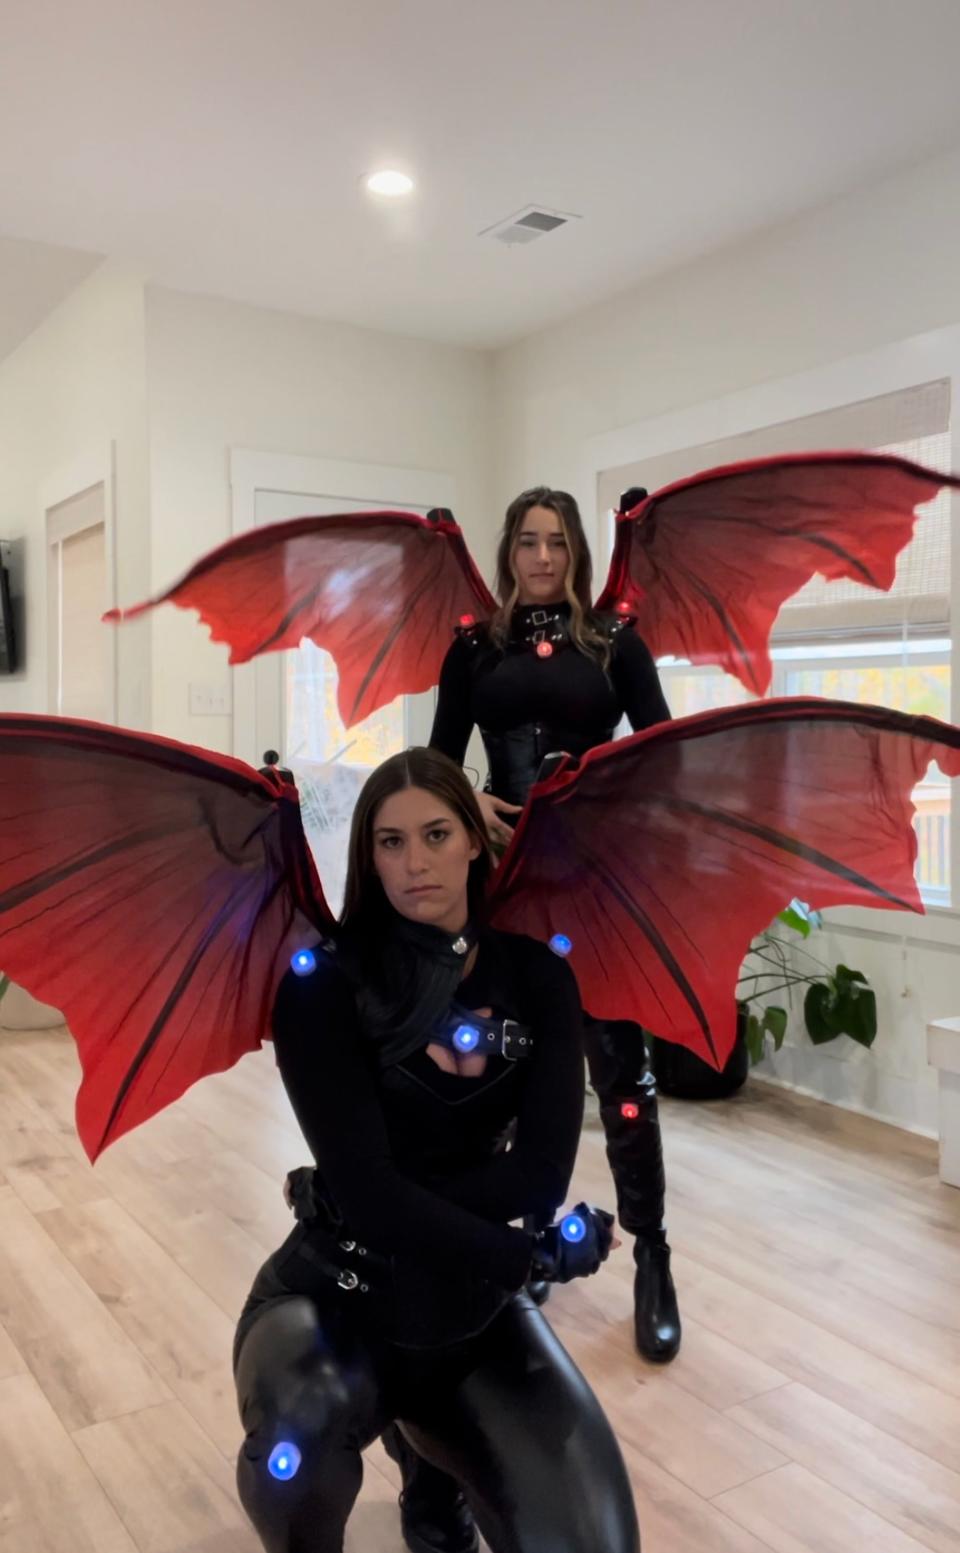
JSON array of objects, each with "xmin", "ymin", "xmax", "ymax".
[
  {"xmin": 549, "ymin": 933, "xmax": 573, "ymax": 957},
  {"xmin": 268, "ymin": 1441, "xmax": 302, "ymax": 1481},
  {"xmin": 453, "ymin": 1023, "xmax": 481, "ymax": 1053},
  {"xmin": 291, "ymin": 949, "xmax": 317, "ymax": 977},
  {"xmin": 560, "ymin": 1213, "xmax": 586, "ymax": 1244}
]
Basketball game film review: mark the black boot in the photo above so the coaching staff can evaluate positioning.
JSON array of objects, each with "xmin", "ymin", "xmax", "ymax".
[
  {"xmin": 633, "ymin": 1231, "xmax": 681, "ymax": 1362},
  {"xmin": 584, "ymin": 1022, "xmax": 682, "ymax": 1363},
  {"xmin": 382, "ymin": 1424, "xmax": 479, "ymax": 1553}
]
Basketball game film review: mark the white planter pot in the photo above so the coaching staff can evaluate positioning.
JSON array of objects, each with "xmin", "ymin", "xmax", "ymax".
[{"xmin": 0, "ymin": 980, "xmax": 65, "ymax": 1031}]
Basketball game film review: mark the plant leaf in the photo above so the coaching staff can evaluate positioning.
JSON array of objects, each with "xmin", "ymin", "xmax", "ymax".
[
  {"xmin": 776, "ymin": 901, "xmax": 813, "ymax": 938},
  {"xmin": 834, "ymin": 963, "xmax": 869, "ymax": 990},
  {"xmin": 804, "ymin": 982, "xmax": 843, "ymax": 1044},
  {"xmin": 805, "ymin": 980, "xmax": 878, "ymax": 1047},
  {"xmin": 745, "ymin": 1012, "xmax": 766, "ymax": 1066},
  {"xmin": 839, "ymin": 987, "xmax": 878, "ymax": 1048},
  {"xmin": 762, "ymin": 1005, "xmax": 788, "ymax": 1049}
]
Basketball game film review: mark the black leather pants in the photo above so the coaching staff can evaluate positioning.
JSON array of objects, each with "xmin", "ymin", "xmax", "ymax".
[
  {"xmin": 233, "ymin": 1270, "xmax": 640, "ymax": 1553},
  {"xmin": 583, "ymin": 1019, "xmax": 666, "ymax": 1242}
]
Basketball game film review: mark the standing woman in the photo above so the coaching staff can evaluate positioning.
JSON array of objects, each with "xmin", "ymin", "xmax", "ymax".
[
  {"xmin": 430, "ymin": 486, "xmax": 680, "ymax": 1364},
  {"xmin": 234, "ymin": 746, "xmax": 640, "ymax": 1553}
]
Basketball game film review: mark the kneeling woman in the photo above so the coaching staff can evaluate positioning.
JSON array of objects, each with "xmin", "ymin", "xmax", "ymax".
[{"xmin": 233, "ymin": 747, "xmax": 640, "ymax": 1553}]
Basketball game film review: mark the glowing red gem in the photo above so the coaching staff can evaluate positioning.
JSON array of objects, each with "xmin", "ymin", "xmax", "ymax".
[
  {"xmin": 459, "ymin": 614, "xmax": 476, "ymax": 627},
  {"xmin": 615, "ymin": 601, "xmax": 631, "ymax": 615},
  {"xmin": 535, "ymin": 641, "xmax": 553, "ymax": 658},
  {"xmin": 620, "ymin": 1101, "xmax": 640, "ymax": 1121}
]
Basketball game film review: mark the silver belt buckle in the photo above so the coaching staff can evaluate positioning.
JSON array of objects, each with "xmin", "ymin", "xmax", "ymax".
[{"xmin": 500, "ymin": 1018, "xmax": 522, "ymax": 1058}]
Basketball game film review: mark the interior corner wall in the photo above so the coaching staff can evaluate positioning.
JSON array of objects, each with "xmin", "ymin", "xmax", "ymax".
[
  {"xmin": 144, "ymin": 287, "xmax": 494, "ymax": 750},
  {"xmin": 490, "ymin": 142, "xmax": 960, "ymax": 517},
  {"xmin": 0, "ymin": 262, "xmax": 151, "ymax": 727}
]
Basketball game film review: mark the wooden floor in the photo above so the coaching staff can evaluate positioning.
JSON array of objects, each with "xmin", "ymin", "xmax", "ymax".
[{"xmin": 1, "ymin": 1026, "xmax": 960, "ymax": 1553}]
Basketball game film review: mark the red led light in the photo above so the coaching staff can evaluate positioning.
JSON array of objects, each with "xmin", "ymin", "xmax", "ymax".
[
  {"xmin": 620, "ymin": 1101, "xmax": 640, "ymax": 1120},
  {"xmin": 615, "ymin": 600, "xmax": 630, "ymax": 615},
  {"xmin": 459, "ymin": 614, "xmax": 476, "ymax": 627},
  {"xmin": 536, "ymin": 641, "xmax": 553, "ymax": 658}
]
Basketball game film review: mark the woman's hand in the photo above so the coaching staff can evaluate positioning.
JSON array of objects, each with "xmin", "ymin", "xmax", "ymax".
[
  {"xmin": 530, "ymin": 1203, "xmax": 618, "ymax": 1284},
  {"xmin": 427, "ymin": 1007, "xmax": 492, "ymax": 1077},
  {"xmin": 475, "ymin": 790, "xmax": 522, "ymax": 848},
  {"xmin": 283, "ymin": 1165, "xmax": 317, "ymax": 1218}
]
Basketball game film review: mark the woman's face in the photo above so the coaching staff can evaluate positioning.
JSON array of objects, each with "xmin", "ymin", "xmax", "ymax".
[
  {"xmin": 372, "ymin": 785, "xmax": 480, "ymax": 933},
  {"xmin": 512, "ymin": 505, "xmax": 570, "ymax": 606}
]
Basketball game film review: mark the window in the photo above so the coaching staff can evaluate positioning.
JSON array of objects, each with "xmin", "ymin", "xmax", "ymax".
[{"xmin": 284, "ymin": 643, "xmax": 405, "ymax": 914}]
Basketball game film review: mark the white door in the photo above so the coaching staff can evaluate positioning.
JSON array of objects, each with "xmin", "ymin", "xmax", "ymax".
[
  {"xmin": 46, "ymin": 482, "xmax": 114, "ymax": 721},
  {"xmin": 231, "ymin": 453, "xmax": 455, "ymax": 912}
]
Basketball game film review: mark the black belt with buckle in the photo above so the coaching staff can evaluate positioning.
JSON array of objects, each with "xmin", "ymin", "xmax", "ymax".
[
  {"xmin": 433, "ymin": 1002, "xmax": 534, "ymax": 1061},
  {"xmin": 296, "ymin": 1229, "xmax": 390, "ymax": 1295}
]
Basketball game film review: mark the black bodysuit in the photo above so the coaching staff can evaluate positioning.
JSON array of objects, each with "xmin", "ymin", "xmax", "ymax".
[
  {"xmin": 232, "ymin": 924, "xmax": 641, "ymax": 1553},
  {"xmin": 264, "ymin": 929, "xmax": 584, "ymax": 1346},
  {"xmin": 430, "ymin": 602, "xmax": 670, "ymax": 803}
]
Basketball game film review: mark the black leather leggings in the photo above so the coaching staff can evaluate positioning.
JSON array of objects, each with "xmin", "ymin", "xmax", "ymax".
[
  {"xmin": 583, "ymin": 1019, "xmax": 666, "ymax": 1240},
  {"xmin": 234, "ymin": 1272, "xmax": 640, "ymax": 1553}
]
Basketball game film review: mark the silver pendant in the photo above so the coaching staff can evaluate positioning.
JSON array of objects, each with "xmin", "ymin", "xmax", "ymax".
[{"xmin": 451, "ymin": 936, "xmax": 469, "ymax": 955}]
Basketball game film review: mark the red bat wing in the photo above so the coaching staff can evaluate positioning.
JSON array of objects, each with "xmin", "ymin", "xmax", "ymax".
[
  {"xmin": 597, "ymin": 451, "xmax": 959, "ymax": 694},
  {"xmin": 107, "ymin": 510, "xmax": 497, "ymax": 726},
  {"xmin": 490, "ymin": 698, "xmax": 960, "ymax": 1067},
  {"xmin": 0, "ymin": 715, "xmax": 333, "ymax": 1159}
]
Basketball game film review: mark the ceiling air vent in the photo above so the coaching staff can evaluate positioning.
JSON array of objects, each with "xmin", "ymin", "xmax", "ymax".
[{"xmin": 480, "ymin": 205, "xmax": 580, "ymax": 247}]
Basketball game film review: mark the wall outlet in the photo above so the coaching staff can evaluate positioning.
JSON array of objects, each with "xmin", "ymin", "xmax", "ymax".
[{"xmin": 189, "ymin": 681, "xmax": 232, "ymax": 716}]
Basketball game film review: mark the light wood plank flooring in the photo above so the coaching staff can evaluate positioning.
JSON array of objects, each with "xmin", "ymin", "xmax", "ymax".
[{"xmin": 1, "ymin": 1023, "xmax": 958, "ymax": 1553}]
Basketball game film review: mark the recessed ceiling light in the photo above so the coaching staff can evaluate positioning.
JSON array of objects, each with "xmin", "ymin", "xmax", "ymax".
[{"xmin": 365, "ymin": 169, "xmax": 415, "ymax": 198}]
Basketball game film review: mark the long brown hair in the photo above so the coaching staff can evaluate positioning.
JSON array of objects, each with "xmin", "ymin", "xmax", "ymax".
[
  {"xmin": 491, "ymin": 485, "xmax": 609, "ymax": 665},
  {"xmin": 340, "ymin": 747, "xmax": 493, "ymax": 932}
]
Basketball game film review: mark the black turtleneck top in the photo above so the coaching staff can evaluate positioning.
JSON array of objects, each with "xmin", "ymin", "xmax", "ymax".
[
  {"xmin": 429, "ymin": 603, "xmax": 670, "ymax": 800},
  {"xmin": 272, "ymin": 928, "xmax": 584, "ymax": 1296}
]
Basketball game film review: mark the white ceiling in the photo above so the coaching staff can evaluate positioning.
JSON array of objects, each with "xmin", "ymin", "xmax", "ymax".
[{"xmin": 3, "ymin": 0, "xmax": 960, "ymax": 350}]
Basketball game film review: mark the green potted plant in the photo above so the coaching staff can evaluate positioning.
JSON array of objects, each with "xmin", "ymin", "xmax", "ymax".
[
  {"xmin": 739, "ymin": 899, "xmax": 877, "ymax": 1065},
  {"xmin": 650, "ymin": 900, "xmax": 877, "ymax": 1099}
]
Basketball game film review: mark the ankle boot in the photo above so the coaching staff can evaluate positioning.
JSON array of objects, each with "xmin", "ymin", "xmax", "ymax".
[
  {"xmin": 633, "ymin": 1232, "xmax": 681, "ymax": 1362},
  {"xmin": 382, "ymin": 1424, "xmax": 479, "ymax": 1553}
]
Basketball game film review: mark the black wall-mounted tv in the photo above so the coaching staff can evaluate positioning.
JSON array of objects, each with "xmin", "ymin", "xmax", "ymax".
[{"xmin": 0, "ymin": 540, "xmax": 20, "ymax": 674}]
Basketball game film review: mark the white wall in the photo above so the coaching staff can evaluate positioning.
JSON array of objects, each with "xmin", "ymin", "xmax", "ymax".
[
  {"xmin": 144, "ymin": 287, "xmax": 493, "ymax": 749},
  {"xmin": 0, "ymin": 262, "xmax": 151, "ymax": 727},
  {"xmin": 492, "ymin": 142, "xmax": 960, "ymax": 516},
  {"xmin": 755, "ymin": 917, "xmax": 956, "ymax": 1136},
  {"xmin": 491, "ymin": 143, "xmax": 960, "ymax": 1136}
]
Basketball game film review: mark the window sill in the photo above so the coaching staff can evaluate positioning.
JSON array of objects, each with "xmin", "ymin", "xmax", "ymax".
[{"xmin": 823, "ymin": 902, "xmax": 960, "ymax": 948}]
